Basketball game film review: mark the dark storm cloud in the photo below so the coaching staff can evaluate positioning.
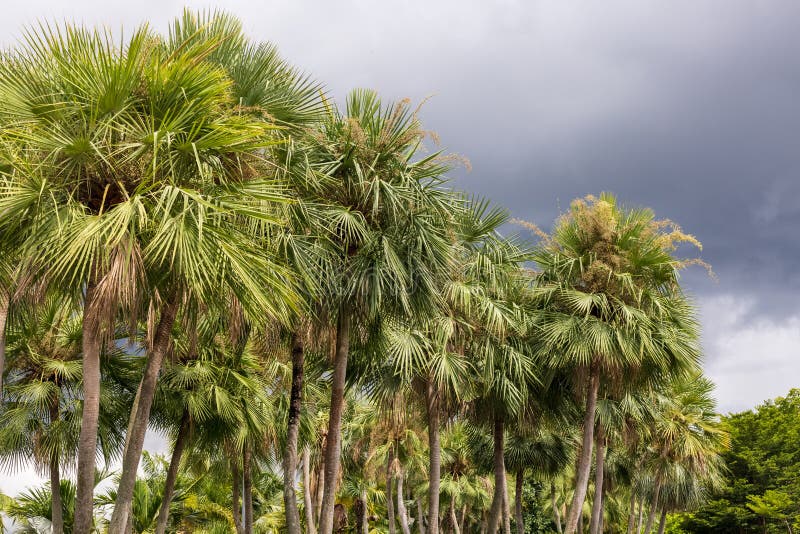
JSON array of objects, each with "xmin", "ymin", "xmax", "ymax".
[{"xmin": 0, "ymin": 0, "xmax": 797, "ymax": 413}]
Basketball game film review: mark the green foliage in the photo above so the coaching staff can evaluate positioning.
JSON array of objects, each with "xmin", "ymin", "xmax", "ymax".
[
  {"xmin": 678, "ymin": 389, "xmax": 800, "ymax": 533},
  {"xmin": 518, "ymin": 480, "xmax": 556, "ymax": 533}
]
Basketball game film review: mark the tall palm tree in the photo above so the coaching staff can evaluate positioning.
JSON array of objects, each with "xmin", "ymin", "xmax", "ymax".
[
  {"xmin": 366, "ymin": 198, "xmax": 527, "ymax": 534},
  {"xmin": 529, "ymin": 194, "xmax": 703, "ymax": 534},
  {"xmin": 306, "ymin": 90, "xmax": 455, "ymax": 534},
  {"xmin": 0, "ymin": 14, "xmax": 301, "ymax": 531}
]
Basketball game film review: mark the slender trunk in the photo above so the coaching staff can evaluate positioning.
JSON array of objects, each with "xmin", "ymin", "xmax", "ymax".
[
  {"xmin": 636, "ymin": 500, "xmax": 644, "ymax": 534},
  {"xmin": 425, "ymin": 380, "xmax": 441, "ymax": 534},
  {"xmin": 397, "ymin": 471, "xmax": 412, "ymax": 534},
  {"xmin": 74, "ymin": 279, "xmax": 102, "ymax": 534},
  {"xmin": 283, "ymin": 332, "xmax": 305, "ymax": 534},
  {"xmin": 388, "ymin": 443, "xmax": 396, "ymax": 534},
  {"xmin": 589, "ymin": 432, "xmax": 606, "ymax": 534},
  {"xmin": 787, "ymin": 519, "xmax": 795, "ymax": 534},
  {"xmin": 0, "ymin": 290, "xmax": 9, "ymax": 404},
  {"xmin": 656, "ymin": 509, "xmax": 667, "ymax": 534},
  {"xmin": 514, "ymin": 469, "xmax": 524, "ymax": 534},
  {"xmin": 599, "ymin": 489, "xmax": 605, "ymax": 534},
  {"xmin": 626, "ymin": 494, "xmax": 637, "ymax": 534},
  {"xmin": 360, "ymin": 490, "xmax": 369, "ymax": 534},
  {"xmin": 50, "ymin": 451, "xmax": 64, "ymax": 534},
  {"xmin": 244, "ymin": 447, "xmax": 254, "ymax": 534},
  {"xmin": 643, "ymin": 472, "xmax": 663, "ymax": 534},
  {"xmin": 49, "ymin": 400, "xmax": 64, "ymax": 534},
  {"xmin": 450, "ymin": 500, "xmax": 461, "ymax": 534},
  {"xmin": 565, "ymin": 368, "xmax": 601, "ymax": 534},
  {"xmin": 552, "ymin": 481, "xmax": 563, "ymax": 534},
  {"xmin": 109, "ymin": 298, "xmax": 179, "ymax": 533},
  {"xmin": 121, "ymin": 378, "xmax": 143, "ymax": 533},
  {"xmin": 232, "ymin": 461, "xmax": 243, "ymax": 534},
  {"xmin": 459, "ymin": 505, "xmax": 468, "ymax": 534},
  {"xmin": 319, "ymin": 305, "xmax": 350, "ymax": 534},
  {"xmin": 417, "ymin": 496, "xmax": 427, "ymax": 534},
  {"xmin": 488, "ymin": 416, "xmax": 506, "ymax": 533},
  {"xmin": 154, "ymin": 411, "xmax": 190, "ymax": 534},
  {"xmin": 315, "ymin": 453, "xmax": 325, "ymax": 525},
  {"xmin": 502, "ymin": 476, "xmax": 512, "ymax": 534},
  {"xmin": 303, "ymin": 447, "xmax": 317, "ymax": 534}
]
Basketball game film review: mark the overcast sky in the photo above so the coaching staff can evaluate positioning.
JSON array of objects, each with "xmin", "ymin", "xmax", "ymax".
[{"xmin": 2, "ymin": 0, "xmax": 799, "ymax": 495}]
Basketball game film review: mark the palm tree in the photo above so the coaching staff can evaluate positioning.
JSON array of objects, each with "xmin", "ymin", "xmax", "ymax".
[
  {"xmin": 0, "ymin": 297, "xmax": 136, "ymax": 534},
  {"xmin": 505, "ymin": 422, "xmax": 574, "ymax": 534},
  {"xmin": 639, "ymin": 372, "xmax": 727, "ymax": 533},
  {"xmin": 529, "ymin": 194, "xmax": 704, "ymax": 534},
  {"xmin": 571, "ymin": 380, "xmax": 657, "ymax": 534},
  {"xmin": 0, "ymin": 14, "xmax": 301, "ymax": 531},
  {"xmin": 365, "ymin": 198, "xmax": 529, "ymax": 534},
  {"xmin": 305, "ymin": 89, "xmax": 455, "ymax": 534},
  {"xmin": 160, "ymin": 19, "xmax": 328, "ymax": 532},
  {"xmin": 150, "ymin": 310, "xmax": 272, "ymax": 534}
]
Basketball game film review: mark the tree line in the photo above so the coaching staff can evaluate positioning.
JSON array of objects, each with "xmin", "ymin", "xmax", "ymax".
[
  {"xmin": 0, "ymin": 10, "xmax": 726, "ymax": 534},
  {"xmin": 673, "ymin": 389, "xmax": 800, "ymax": 533}
]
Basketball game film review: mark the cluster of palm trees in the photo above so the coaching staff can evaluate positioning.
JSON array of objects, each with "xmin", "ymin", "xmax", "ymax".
[{"xmin": 0, "ymin": 10, "xmax": 726, "ymax": 534}]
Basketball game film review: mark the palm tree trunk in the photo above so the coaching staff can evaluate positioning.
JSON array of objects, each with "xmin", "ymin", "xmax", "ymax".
[
  {"xmin": 315, "ymin": 453, "xmax": 325, "ymax": 525},
  {"xmin": 319, "ymin": 305, "xmax": 350, "ymax": 534},
  {"xmin": 487, "ymin": 416, "xmax": 505, "ymax": 533},
  {"xmin": 637, "ymin": 500, "xmax": 644, "ymax": 534},
  {"xmin": 657, "ymin": 509, "xmax": 667, "ymax": 534},
  {"xmin": 388, "ymin": 443, "xmax": 397, "ymax": 534},
  {"xmin": 589, "ymin": 432, "xmax": 606, "ymax": 534},
  {"xmin": 450, "ymin": 500, "xmax": 461, "ymax": 534},
  {"xmin": 110, "ymin": 298, "xmax": 179, "ymax": 533},
  {"xmin": 0, "ymin": 290, "xmax": 9, "ymax": 404},
  {"xmin": 232, "ymin": 461, "xmax": 243, "ymax": 534},
  {"xmin": 360, "ymin": 490, "xmax": 369, "ymax": 534},
  {"xmin": 155, "ymin": 411, "xmax": 190, "ymax": 534},
  {"xmin": 417, "ymin": 496, "xmax": 427, "ymax": 534},
  {"xmin": 425, "ymin": 379, "xmax": 442, "ymax": 534},
  {"xmin": 303, "ymin": 447, "xmax": 318, "ymax": 534},
  {"xmin": 74, "ymin": 279, "xmax": 102, "ymax": 534},
  {"xmin": 244, "ymin": 447, "xmax": 254, "ymax": 534},
  {"xmin": 626, "ymin": 494, "xmax": 637, "ymax": 534},
  {"xmin": 50, "ymin": 400, "xmax": 64, "ymax": 534},
  {"xmin": 397, "ymin": 473, "xmax": 412, "ymax": 534},
  {"xmin": 599, "ymin": 492, "xmax": 605, "ymax": 534},
  {"xmin": 565, "ymin": 367, "xmax": 600, "ymax": 534},
  {"xmin": 502, "ymin": 476, "xmax": 512, "ymax": 534},
  {"xmin": 283, "ymin": 331, "xmax": 305, "ymax": 534},
  {"xmin": 552, "ymin": 481, "xmax": 563, "ymax": 534},
  {"xmin": 460, "ymin": 504, "xmax": 468, "ymax": 534},
  {"xmin": 642, "ymin": 472, "xmax": 663, "ymax": 534},
  {"xmin": 50, "ymin": 451, "xmax": 63, "ymax": 534},
  {"xmin": 514, "ymin": 469, "xmax": 524, "ymax": 534}
]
